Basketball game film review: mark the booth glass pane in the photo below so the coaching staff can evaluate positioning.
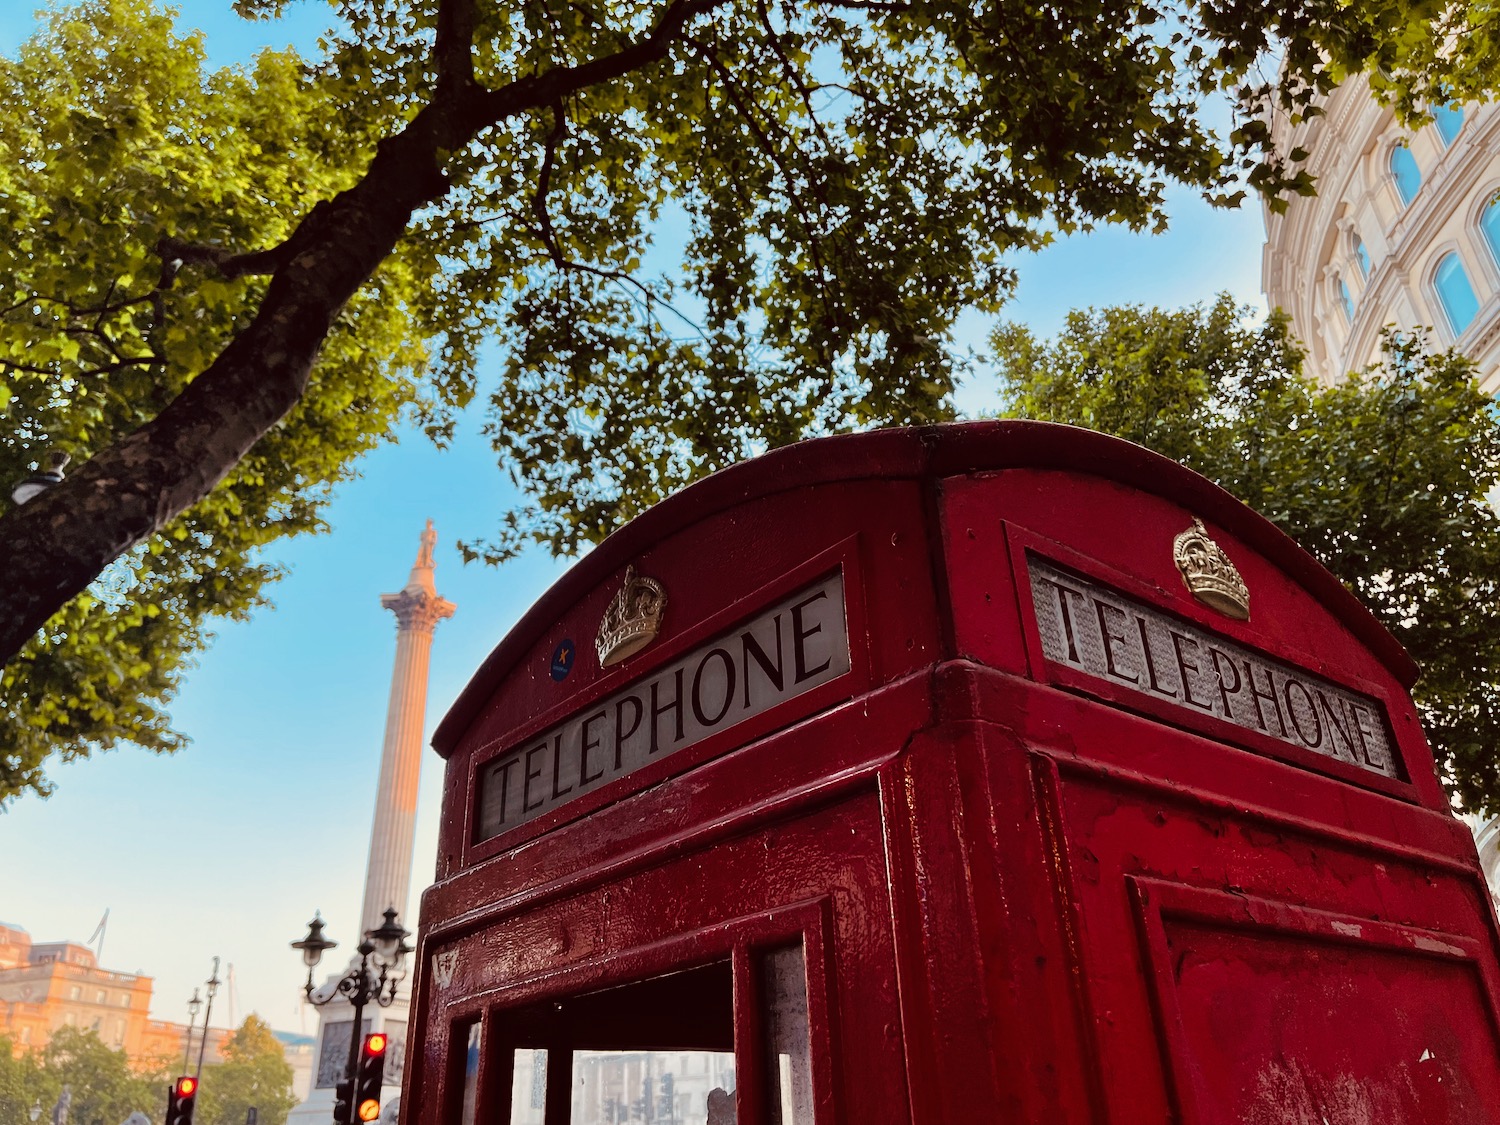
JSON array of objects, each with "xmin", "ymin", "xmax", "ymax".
[
  {"xmin": 457, "ymin": 1023, "xmax": 482, "ymax": 1125},
  {"xmin": 762, "ymin": 946, "xmax": 813, "ymax": 1125},
  {"xmin": 570, "ymin": 1049, "xmax": 735, "ymax": 1124},
  {"xmin": 511, "ymin": 1049, "xmax": 548, "ymax": 1125}
]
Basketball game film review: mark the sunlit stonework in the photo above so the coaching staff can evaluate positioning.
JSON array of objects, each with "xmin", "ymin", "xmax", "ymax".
[
  {"xmin": 595, "ymin": 564, "xmax": 667, "ymax": 667},
  {"xmin": 1172, "ymin": 518, "xmax": 1250, "ymax": 621},
  {"xmin": 1264, "ymin": 79, "xmax": 1500, "ymax": 395}
]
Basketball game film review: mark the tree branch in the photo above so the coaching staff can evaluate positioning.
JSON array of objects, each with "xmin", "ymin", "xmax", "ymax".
[
  {"xmin": 529, "ymin": 106, "xmax": 706, "ymax": 338},
  {"xmin": 434, "ymin": 0, "xmax": 477, "ymax": 96},
  {"xmin": 0, "ymin": 0, "xmax": 734, "ymax": 664},
  {"xmin": 1, "ymin": 355, "xmax": 162, "ymax": 378},
  {"xmin": 468, "ymin": 0, "xmax": 727, "ymax": 126},
  {"xmin": 756, "ymin": 0, "xmax": 836, "ymax": 154},
  {"xmin": 156, "ymin": 236, "xmax": 294, "ymax": 280}
]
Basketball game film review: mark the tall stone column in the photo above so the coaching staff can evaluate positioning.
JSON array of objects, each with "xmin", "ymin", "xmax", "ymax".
[{"xmin": 360, "ymin": 520, "xmax": 456, "ymax": 937}]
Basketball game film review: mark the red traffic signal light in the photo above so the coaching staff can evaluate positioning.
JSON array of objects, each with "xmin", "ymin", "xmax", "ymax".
[
  {"xmin": 166, "ymin": 1075, "xmax": 198, "ymax": 1125},
  {"xmin": 353, "ymin": 1032, "xmax": 388, "ymax": 1123}
]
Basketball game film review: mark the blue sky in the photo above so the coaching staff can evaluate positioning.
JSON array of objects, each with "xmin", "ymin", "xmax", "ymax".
[{"xmin": 0, "ymin": 2, "xmax": 1266, "ymax": 1039}]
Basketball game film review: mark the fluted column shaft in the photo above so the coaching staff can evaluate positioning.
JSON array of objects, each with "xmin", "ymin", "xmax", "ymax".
[{"xmin": 359, "ymin": 523, "xmax": 454, "ymax": 938}]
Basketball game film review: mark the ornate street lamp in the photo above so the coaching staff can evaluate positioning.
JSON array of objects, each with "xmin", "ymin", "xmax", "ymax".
[
  {"xmin": 182, "ymin": 988, "xmax": 203, "ymax": 1071},
  {"xmin": 195, "ymin": 959, "xmax": 221, "ymax": 1080},
  {"xmin": 292, "ymin": 908, "xmax": 411, "ymax": 1125}
]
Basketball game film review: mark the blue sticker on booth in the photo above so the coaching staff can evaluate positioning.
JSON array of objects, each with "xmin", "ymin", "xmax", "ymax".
[{"xmin": 550, "ymin": 639, "xmax": 576, "ymax": 682}]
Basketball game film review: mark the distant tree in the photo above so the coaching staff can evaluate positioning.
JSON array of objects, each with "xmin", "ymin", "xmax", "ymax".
[
  {"xmin": 0, "ymin": 1037, "xmax": 46, "ymax": 1125},
  {"xmin": 33, "ymin": 1028, "xmax": 166, "ymax": 1125},
  {"xmin": 196, "ymin": 1018, "xmax": 295, "ymax": 1125},
  {"xmin": 994, "ymin": 296, "xmax": 1500, "ymax": 812},
  {"xmin": 4, "ymin": 0, "xmax": 1500, "ymax": 802}
]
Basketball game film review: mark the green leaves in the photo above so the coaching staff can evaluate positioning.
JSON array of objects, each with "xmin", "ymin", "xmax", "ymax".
[
  {"xmin": 996, "ymin": 300, "xmax": 1500, "ymax": 812},
  {"xmin": 7, "ymin": 0, "xmax": 1500, "ymax": 802},
  {"xmin": 197, "ymin": 1017, "xmax": 298, "ymax": 1125},
  {"xmin": 0, "ymin": 0, "xmax": 434, "ymax": 802}
]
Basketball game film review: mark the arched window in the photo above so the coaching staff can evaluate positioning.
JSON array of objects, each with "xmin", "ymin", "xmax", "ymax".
[
  {"xmin": 1353, "ymin": 235, "xmax": 1371, "ymax": 279},
  {"xmin": 1337, "ymin": 275, "xmax": 1355, "ymax": 322},
  {"xmin": 1391, "ymin": 145, "xmax": 1422, "ymax": 205},
  {"xmin": 1434, "ymin": 103, "xmax": 1465, "ymax": 147},
  {"xmin": 1434, "ymin": 252, "xmax": 1480, "ymax": 337},
  {"xmin": 1480, "ymin": 195, "xmax": 1500, "ymax": 268}
]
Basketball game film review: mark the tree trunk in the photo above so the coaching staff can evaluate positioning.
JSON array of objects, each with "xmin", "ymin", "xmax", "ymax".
[{"xmin": 0, "ymin": 104, "xmax": 457, "ymax": 665}]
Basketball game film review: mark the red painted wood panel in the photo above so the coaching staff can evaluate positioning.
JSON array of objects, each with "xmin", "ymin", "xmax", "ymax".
[{"xmin": 408, "ymin": 423, "xmax": 1500, "ymax": 1125}]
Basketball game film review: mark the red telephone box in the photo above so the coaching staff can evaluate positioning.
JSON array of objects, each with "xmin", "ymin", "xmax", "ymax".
[{"xmin": 405, "ymin": 421, "xmax": 1500, "ymax": 1125}]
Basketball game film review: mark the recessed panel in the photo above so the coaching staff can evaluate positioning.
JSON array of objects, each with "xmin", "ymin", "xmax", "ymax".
[{"xmin": 1143, "ymin": 900, "xmax": 1500, "ymax": 1124}]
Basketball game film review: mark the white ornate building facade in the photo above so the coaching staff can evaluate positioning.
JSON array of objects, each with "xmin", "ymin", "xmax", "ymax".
[
  {"xmin": 1262, "ymin": 75, "xmax": 1500, "ymax": 392},
  {"xmin": 1262, "ymin": 80, "xmax": 1500, "ymax": 901}
]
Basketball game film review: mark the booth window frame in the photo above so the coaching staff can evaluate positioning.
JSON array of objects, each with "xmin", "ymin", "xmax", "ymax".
[{"xmin": 434, "ymin": 898, "xmax": 839, "ymax": 1125}]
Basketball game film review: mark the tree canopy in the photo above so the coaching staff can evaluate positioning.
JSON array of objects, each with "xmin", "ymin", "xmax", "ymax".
[
  {"xmin": 196, "ymin": 1016, "xmax": 297, "ymax": 1125},
  {"xmin": 994, "ymin": 297, "xmax": 1500, "ymax": 812},
  {"xmin": 0, "ymin": 1028, "xmax": 171, "ymax": 1125},
  {"xmin": 1, "ymin": 0, "xmax": 1496, "ymax": 801}
]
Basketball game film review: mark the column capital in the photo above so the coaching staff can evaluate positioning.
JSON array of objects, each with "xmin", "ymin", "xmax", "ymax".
[{"xmin": 380, "ymin": 588, "xmax": 456, "ymax": 634}]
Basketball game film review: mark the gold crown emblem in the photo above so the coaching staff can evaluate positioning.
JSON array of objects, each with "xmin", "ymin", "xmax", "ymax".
[
  {"xmin": 596, "ymin": 565, "xmax": 667, "ymax": 667},
  {"xmin": 1172, "ymin": 518, "xmax": 1250, "ymax": 620}
]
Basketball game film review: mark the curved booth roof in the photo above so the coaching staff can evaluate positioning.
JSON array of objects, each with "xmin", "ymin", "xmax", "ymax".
[{"xmin": 435, "ymin": 420, "xmax": 1415, "ymax": 756}]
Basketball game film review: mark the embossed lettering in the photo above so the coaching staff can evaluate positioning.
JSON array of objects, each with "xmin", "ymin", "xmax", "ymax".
[
  {"xmin": 523, "ymin": 744, "xmax": 547, "ymax": 811},
  {"xmin": 1094, "ymin": 600, "xmax": 1138, "ymax": 684},
  {"xmin": 614, "ymin": 695, "xmax": 643, "ymax": 769},
  {"xmin": 1136, "ymin": 615, "xmax": 1173, "ymax": 696},
  {"xmin": 1045, "ymin": 578, "xmax": 1087, "ymax": 665},
  {"xmin": 1283, "ymin": 680, "xmax": 1323, "ymax": 748},
  {"xmin": 1027, "ymin": 556, "xmax": 1396, "ymax": 784},
  {"xmin": 579, "ymin": 711, "xmax": 607, "ymax": 784},
  {"xmin": 650, "ymin": 668, "xmax": 686, "ymax": 753},
  {"xmin": 741, "ymin": 618, "xmax": 784, "ymax": 706},
  {"xmin": 692, "ymin": 648, "xmax": 735, "ymax": 727},
  {"xmin": 1315, "ymin": 689, "xmax": 1357, "ymax": 763},
  {"xmin": 1170, "ymin": 631, "xmax": 1213, "ymax": 711},
  {"xmin": 791, "ymin": 591, "xmax": 833, "ymax": 683},
  {"xmin": 1208, "ymin": 647, "xmax": 1241, "ymax": 719},
  {"xmin": 1242, "ymin": 660, "xmax": 1286, "ymax": 737}
]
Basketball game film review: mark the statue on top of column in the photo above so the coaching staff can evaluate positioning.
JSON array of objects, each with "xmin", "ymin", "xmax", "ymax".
[{"xmin": 416, "ymin": 518, "xmax": 437, "ymax": 570}]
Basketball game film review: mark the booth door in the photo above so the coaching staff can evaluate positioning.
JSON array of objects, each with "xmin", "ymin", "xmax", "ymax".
[{"xmin": 436, "ymin": 790, "xmax": 905, "ymax": 1125}]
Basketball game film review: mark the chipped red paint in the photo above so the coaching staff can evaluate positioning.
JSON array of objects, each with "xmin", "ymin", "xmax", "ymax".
[{"xmin": 405, "ymin": 421, "xmax": 1500, "ymax": 1125}]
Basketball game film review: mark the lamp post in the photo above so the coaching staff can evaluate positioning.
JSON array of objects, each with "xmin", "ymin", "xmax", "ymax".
[
  {"xmin": 292, "ymin": 908, "xmax": 411, "ymax": 1125},
  {"xmin": 195, "ymin": 959, "xmax": 221, "ymax": 1081},
  {"xmin": 182, "ymin": 988, "xmax": 203, "ymax": 1072},
  {"xmin": 29, "ymin": 1102, "xmax": 41, "ymax": 1123}
]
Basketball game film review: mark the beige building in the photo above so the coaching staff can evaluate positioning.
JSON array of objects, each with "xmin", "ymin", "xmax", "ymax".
[
  {"xmin": 1262, "ymin": 81, "xmax": 1500, "ymax": 898},
  {"xmin": 0, "ymin": 922, "xmax": 228, "ymax": 1070},
  {"xmin": 1262, "ymin": 75, "xmax": 1500, "ymax": 393}
]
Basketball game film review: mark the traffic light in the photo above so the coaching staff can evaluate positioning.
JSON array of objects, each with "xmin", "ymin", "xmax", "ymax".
[
  {"xmin": 166, "ymin": 1075, "xmax": 198, "ymax": 1125},
  {"xmin": 354, "ymin": 1032, "xmax": 388, "ymax": 1123},
  {"xmin": 332, "ymin": 1076, "xmax": 354, "ymax": 1125}
]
